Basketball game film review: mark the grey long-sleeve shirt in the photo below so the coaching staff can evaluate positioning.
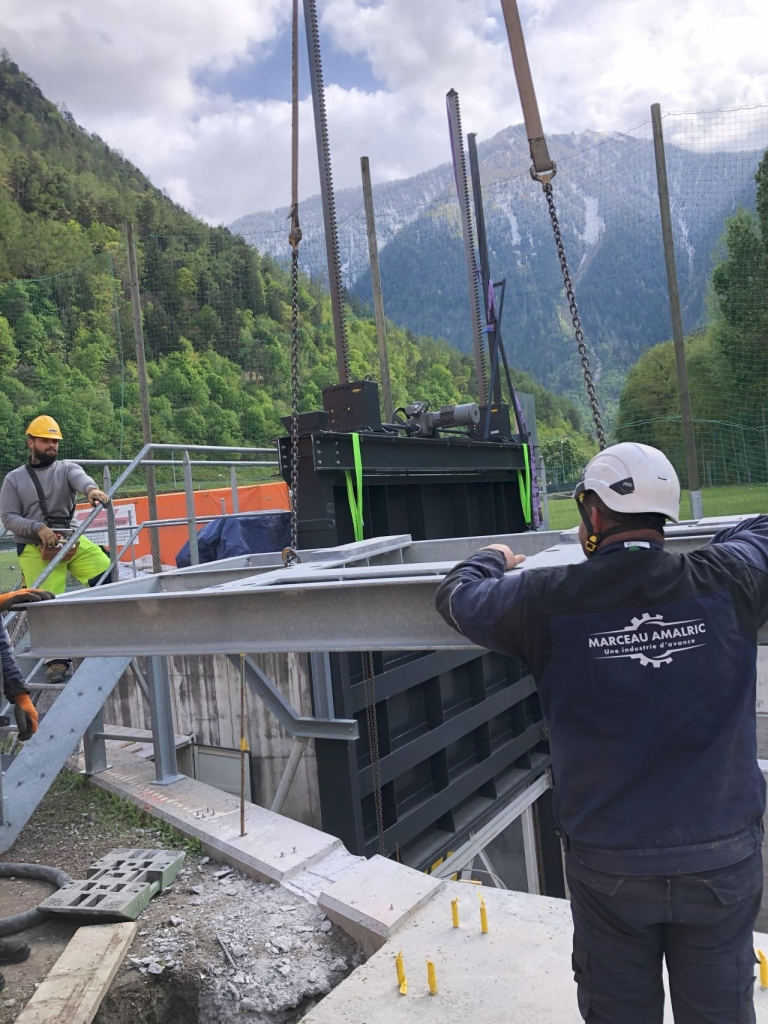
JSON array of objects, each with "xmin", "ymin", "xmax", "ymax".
[{"xmin": 0, "ymin": 461, "xmax": 98, "ymax": 545}]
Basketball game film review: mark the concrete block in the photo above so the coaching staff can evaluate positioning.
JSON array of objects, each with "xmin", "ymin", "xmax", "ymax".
[
  {"xmin": 318, "ymin": 855, "xmax": 443, "ymax": 956},
  {"xmin": 39, "ymin": 879, "xmax": 154, "ymax": 921},
  {"xmin": 91, "ymin": 746, "xmax": 341, "ymax": 884},
  {"xmin": 286, "ymin": 846, "xmax": 363, "ymax": 902},
  {"xmin": 209, "ymin": 807, "xmax": 342, "ymax": 882},
  {"xmin": 87, "ymin": 849, "xmax": 185, "ymax": 889}
]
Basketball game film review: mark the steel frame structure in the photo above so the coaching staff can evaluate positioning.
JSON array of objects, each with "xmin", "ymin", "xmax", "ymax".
[{"xmin": 19, "ymin": 516, "xmax": 761, "ymax": 874}]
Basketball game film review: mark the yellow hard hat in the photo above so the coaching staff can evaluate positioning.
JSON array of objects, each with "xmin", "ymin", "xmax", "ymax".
[{"xmin": 26, "ymin": 415, "xmax": 63, "ymax": 440}]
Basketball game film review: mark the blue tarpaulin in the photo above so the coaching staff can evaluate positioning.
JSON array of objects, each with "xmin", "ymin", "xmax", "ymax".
[{"xmin": 175, "ymin": 512, "xmax": 291, "ymax": 568}]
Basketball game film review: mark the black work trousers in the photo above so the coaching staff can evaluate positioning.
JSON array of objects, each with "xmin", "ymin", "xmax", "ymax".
[{"xmin": 566, "ymin": 849, "xmax": 764, "ymax": 1024}]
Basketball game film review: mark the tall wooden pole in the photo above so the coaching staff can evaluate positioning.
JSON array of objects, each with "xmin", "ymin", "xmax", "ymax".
[
  {"xmin": 126, "ymin": 222, "xmax": 162, "ymax": 571},
  {"xmin": 651, "ymin": 105, "xmax": 703, "ymax": 520},
  {"xmin": 360, "ymin": 157, "xmax": 394, "ymax": 423}
]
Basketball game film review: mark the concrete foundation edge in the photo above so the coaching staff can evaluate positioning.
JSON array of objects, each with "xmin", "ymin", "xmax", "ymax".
[{"xmin": 89, "ymin": 771, "xmax": 340, "ymax": 884}]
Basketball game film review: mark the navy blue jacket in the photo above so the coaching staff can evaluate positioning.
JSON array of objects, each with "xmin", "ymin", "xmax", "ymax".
[{"xmin": 436, "ymin": 517, "xmax": 768, "ymax": 875}]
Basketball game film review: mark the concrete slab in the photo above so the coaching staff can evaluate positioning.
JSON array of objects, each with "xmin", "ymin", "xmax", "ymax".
[
  {"xmin": 303, "ymin": 883, "xmax": 768, "ymax": 1024},
  {"xmin": 91, "ymin": 746, "xmax": 341, "ymax": 883},
  {"xmin": 318, "ymin": 855, "xmax": 443, "ymax": 956},
  {"xmin": 285, "ymin": 845, "xmax": 363, "ymax": 902}
]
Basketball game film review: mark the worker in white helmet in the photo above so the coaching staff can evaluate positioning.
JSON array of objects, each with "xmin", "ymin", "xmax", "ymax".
[{"xmin": 437, "ymin": 442, "xmax": 768, "ymax": 1024}]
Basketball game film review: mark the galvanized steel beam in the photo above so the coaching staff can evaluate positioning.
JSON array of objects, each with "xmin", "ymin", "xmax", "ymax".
[{"xmin": 21, "ymin": 522, "xmax": 766, "ymax": 658}]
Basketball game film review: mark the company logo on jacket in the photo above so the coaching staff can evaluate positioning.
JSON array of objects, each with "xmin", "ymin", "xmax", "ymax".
[{"xmin": 588, "ymin": 612, "xmax": 707, "ymax": 668}]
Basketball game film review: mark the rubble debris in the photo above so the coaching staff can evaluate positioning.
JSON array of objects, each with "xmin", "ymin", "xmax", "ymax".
[{"xmin": 94, "ymin": 854, "xmax": 364, "ymax": 1024}]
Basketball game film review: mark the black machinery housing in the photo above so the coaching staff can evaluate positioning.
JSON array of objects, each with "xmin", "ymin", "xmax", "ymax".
[{"xmin": 278, "ymin": 382, "xmax": 563, "ymax": 895}]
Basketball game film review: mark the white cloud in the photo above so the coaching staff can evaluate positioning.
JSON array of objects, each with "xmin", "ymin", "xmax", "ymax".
[{"xmin": 1, "ymin": 0, "xmax": 767, "ymax": 223}]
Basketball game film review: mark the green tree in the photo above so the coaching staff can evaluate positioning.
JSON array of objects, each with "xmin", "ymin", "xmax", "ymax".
[{"xmin": 0, "ymin": 315, "xmax": 18, "ymax": 373}]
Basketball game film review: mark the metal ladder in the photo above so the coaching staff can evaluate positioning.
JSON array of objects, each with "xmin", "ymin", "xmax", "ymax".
[{"xmin": 0, "ymin": 654, "xmax": 131, "ymax": 852}]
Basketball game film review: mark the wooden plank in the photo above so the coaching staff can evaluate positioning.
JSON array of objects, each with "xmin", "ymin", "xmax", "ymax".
[{"xmin": 16, "ymin": 922, "xmax": 137, "ymax": 1024}]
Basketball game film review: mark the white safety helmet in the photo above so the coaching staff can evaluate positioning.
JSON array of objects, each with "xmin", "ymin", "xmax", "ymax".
[{"xmin": 573, "ymin": 443, "xmax": 680, "ymax": 553}]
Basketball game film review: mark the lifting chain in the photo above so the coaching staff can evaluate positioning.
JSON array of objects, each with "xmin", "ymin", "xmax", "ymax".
[
  {"xmin": 542, "ymin": 182, "xmax": 606, "ymax": 450},
  {"xmin": 362, "ymin": 651, "xmax": 386, "ymax": 856},
  {"xmin": 286, "ymin": 0, "xmax": 302, "ymax": 565},
  {"xmin": 287, "ymin": 245, "xmax": 301, "ymax": 560},
  {"xmin": 239, "ymin": 653, "xmax": 247, "ymax": 838}
]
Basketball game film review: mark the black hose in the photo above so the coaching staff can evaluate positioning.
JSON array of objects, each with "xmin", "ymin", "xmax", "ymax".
[{"xmin": 0, "ymin": 863, "xmax": 71, "ymax": 935}]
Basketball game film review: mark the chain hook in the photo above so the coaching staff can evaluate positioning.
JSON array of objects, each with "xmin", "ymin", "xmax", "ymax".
[{"xmin": 282, "ymin": 547, "xmax": 301, "ymax": 568}]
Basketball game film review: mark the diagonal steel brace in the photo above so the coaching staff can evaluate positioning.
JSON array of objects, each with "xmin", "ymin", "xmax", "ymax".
[{"xmin": 226, "ymin": 655, "xmax": 358, "ymax": 741}]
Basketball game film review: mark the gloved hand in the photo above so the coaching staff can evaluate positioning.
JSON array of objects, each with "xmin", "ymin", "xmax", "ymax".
[
  {"xmin": 0, "ymin": 589, "xmax": 56, "ymax": 614},
  {"xmin": 37, "ymin": 525, "xmax": 60, "ymax": 549},
  {"xmin": 13, "ymin": 695, "xmax": 38, "ymax": 741},
  {"xmin": 87, "ymin": 488, "xmax": 110, "ymax": 507}
]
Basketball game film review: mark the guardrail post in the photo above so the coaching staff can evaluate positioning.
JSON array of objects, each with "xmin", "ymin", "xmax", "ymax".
[
  {"xmin": 83, "ymin": 709, "xmax": 110, "ymax": 775},
  {"xmin": 125, "ymin": 223, "xmax": 162, "ymax": 572},
  {"xmin": 102, "ymin": 467, "xmax": 120, "ymax": 584},
  {"xmin": 230, "ymin": 465, "xmax": 240, "ymax": 513},
  {"xmin": 182, "ymin": 450, "xmax": 200, "ymax": 566},
  {"xmin": 146, "ymin": 656, "xmax": 183, "ymax": 785}
]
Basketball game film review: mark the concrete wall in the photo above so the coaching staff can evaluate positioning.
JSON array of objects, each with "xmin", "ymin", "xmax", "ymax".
[{"xmin": 102, "ymin": 652, "xmax": 322, "ymax": 829}]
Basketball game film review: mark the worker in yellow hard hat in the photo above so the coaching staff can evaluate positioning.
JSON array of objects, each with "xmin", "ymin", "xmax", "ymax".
[{"xmin": 0, "ymin": 416, "xmax": 113, "ymax": 683}]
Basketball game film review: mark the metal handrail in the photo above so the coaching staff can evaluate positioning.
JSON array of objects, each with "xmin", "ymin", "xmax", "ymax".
[
  {"xmin": 91, "ymin": 509, "xmax": 288, "ymax": 587},
  {"xmin": 1, "ymin": 442, "xmax": 281, "ymax": 629},
  {"xmin": 76, "ymin": 459, "xmax": 278, "ymax": 467}
]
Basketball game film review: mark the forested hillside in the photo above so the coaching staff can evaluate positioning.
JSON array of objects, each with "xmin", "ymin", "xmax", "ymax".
[
  {"xmin": 0, "ymin": 54, "xmax": 589, "ymax": 476},
  {"xmin": 616, "ymin": 151, "xmax": 768, "ymax": 488}
]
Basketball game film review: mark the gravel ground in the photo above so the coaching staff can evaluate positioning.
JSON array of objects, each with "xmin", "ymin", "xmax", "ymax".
[{"xmin": 0, "ymin": 771, "xmax": 363, "ymax": 1024}]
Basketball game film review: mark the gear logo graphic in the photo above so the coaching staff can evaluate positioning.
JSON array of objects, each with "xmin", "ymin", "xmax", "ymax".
[{"xmin": 587, "ymin": 612, "xmax": 707, "ymax": 668}]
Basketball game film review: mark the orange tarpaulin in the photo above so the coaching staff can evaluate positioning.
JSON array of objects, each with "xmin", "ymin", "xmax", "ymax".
[{"xmin": 76, "ymin": 481, "xmax": 289, "ymax": 567}]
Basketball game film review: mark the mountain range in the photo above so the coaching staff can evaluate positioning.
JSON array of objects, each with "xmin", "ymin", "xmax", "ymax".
[{"xmin": 232, "ymin": 122, "xmax": 764, "ymax": 410}]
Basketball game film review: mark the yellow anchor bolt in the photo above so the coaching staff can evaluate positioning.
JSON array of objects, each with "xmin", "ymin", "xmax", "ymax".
[
  {"xmin": 478, "ymin": 892, "xmax": 489, "ymax": 934},
  {"xmin": 451, "ymin": 897, "xmax": 460, "ymax": 928},
  {"xmin": 757, "ymin": 949, "xmax": 768, "ymax": 990},
  {"xmin": 395, "ymin": 950, "xmax": 407, "ymax": 995}
]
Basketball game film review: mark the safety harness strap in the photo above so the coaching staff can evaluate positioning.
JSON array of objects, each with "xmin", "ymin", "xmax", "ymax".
[{"xmin": 345, "ymin": 432, "xmax": 364, "ymax": 543}]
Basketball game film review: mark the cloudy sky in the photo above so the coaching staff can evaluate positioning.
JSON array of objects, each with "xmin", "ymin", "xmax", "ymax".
[{"xmin": 2, "ymin": 0, "xmax": 767, "ymax": 224}]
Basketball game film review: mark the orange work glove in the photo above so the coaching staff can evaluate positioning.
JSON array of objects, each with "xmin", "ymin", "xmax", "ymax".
[
  {"xmin": 0, "ymin": 590, "xmax": 56, "ymax": 614},
  {"xmin": 13, "ymin": 695, "xmax": 38, "ymax": 741}
]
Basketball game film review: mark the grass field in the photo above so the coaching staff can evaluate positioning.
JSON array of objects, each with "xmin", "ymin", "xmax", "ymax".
[{"xmin": 546, "ymin": 484, "xmax": 768, "ymax": 532}]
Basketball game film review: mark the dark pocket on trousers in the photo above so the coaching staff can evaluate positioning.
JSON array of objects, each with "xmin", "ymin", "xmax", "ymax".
[
  {"xmin": 566, "ymin": 854, "xmax": 627, "ymax": 896},
  {"xmin": 737, "ymin": 950, "xmax": 759, "ymax": 1024},
  {"xmin": 702, "ymin": 851, "xmax": 764, "ymax": 906},
  {"xmin": 572, "ymin": 943, "xmax": 592, "ymax": 1020}
]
